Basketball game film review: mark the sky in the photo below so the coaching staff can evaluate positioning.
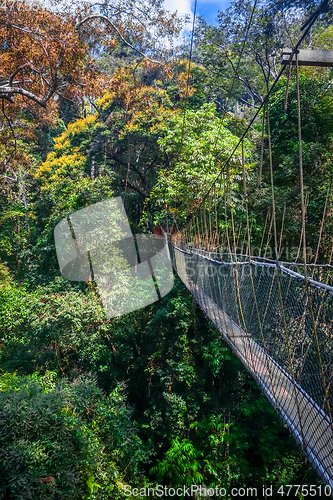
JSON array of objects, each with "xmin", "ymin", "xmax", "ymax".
[{"xmin": 163, "ymin": 0, "xmax": 231, "ymax": 26}]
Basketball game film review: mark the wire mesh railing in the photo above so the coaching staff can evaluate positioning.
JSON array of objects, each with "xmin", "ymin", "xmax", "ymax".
[{"xmin": 170, "ymin": 242, "xmax": 333, "ymax": 489}]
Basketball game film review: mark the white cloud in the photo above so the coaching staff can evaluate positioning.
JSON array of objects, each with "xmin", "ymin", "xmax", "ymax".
[
  {"xmin": 163, "ymin": 0, "xmax": 194, "ymax": 42},
  {"xmin": 163, "ymin": 0, "xmax": 193, "ymax": 18}
]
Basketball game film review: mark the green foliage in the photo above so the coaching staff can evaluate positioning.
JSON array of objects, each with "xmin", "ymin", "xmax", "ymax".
[
  {"xmin": 150, "ymin": 437, "xmax": 204, "ymax": 485},
  {"xmin": 0, "ymin": 373, "xmax": 147, "ymax": 500},
  {"xmin": 147, "ymin": 103, "xmax": 252, "ymax": 224},
  {"xmin": 251, "ymin": 72, "xmax": 333, "ymax": 259}
]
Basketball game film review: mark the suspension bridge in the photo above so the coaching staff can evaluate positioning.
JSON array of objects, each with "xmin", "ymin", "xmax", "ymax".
[
  {"xmin": 167, "ymin": 3, "xmax": 333, "ymax": 487},
  {"xmin": 170, "ymin": 245, "xmax": 333, "ymax": 488}
]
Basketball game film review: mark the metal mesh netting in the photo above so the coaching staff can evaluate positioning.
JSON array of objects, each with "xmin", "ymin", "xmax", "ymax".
[{"xmin": 171, "ymin": 243, "xmax": 333, "ymax": 488}]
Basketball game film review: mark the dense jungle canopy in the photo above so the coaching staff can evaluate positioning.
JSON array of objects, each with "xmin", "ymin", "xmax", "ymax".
[{"xmin": 1, "ymin": 0, "xmax": 333, "ymax": 498}]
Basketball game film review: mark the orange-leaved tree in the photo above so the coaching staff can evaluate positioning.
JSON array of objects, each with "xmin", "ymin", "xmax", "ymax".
[{"xmin": 0, "ymin": 2, "xmax": 105, "ymax": 112}]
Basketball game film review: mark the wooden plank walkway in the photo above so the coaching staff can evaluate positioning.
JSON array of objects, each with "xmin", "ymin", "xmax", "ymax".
[{"xmin": 173, "ymin": 247, "xmax": 333, "ymax": 488}]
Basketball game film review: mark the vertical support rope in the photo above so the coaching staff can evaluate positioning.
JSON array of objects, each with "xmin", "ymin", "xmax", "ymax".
[
  {"xmin": 227, "ymin": 151, "xmax": 257, "ymax": 374},
  {"xmin": 242, "ymin": 139, "xmax": 252, "ymax": 261},
  {"xmin": 278, "ymin": 203, "xmax": 286, "ymax": 260},
  {"xmin": 296, "ymin": 53, "xmax": 307, "ymax": 274},
  {"xmin": 267, "ymin": 106, "xmax": 279, "ymax": 262},
  {"xmin": 313, "ymin": 177, "xmax": 332, "ymax": 272},
  {"xmin": 284, "ymin": 57, "xmax": 293, "ymax": 112},
  {"xmin": 258, "ymin": 103, "xmax": 266, "ymax": 187},
  {"xmin": 215, "ymin": 178, "xmax": 220, "ymax": 251},
  {"xmin": 296, "ymin": 55, "xmax": 333, "ymax": 431},
  {"xmin": 268, "ymin": 92, "xmax": 307, "ymax": 453},
  {"xmin": 225, "ymin": 197, "xmax": 234, "ymax": 263},
  {"xmin": 260, "ymin": 209, "xmax": 270, "ymax": 257},
  {"xmin": 228, "ymin": 166, "xmax": 238, "ymax": 264}
]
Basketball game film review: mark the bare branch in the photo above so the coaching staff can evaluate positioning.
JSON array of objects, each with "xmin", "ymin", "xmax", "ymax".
[
  {"xmin": 0, "ymin": 21, "xmax": 50, "ymax": 40},
  {"xmin": 1, "ymin": 99, "xmax": 17, "ymax": 169},
  {"xmin": 8, "ymin": 63, "xmax": 32, "ymax": 86},
  {"xmin": 121, "ymin": 178, "xmax": 148, "ymax": 197},
  {"xmin": 240, "ymin": 98, "xmax": 260, "ymax": 109},
  {"xmin": 74, "ymin": 14, "xmax": 161, "ymax": 65},
  {"xmin": 0, "ymin": 86, "xmax": 46, "ymax": 107},
  {"xmin": 224, "ymin": 50, "xmax": 263, "ymax": 103}
]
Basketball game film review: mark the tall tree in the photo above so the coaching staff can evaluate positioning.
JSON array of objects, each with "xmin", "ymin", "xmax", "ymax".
[{"xmin": 195, "ymin": 0, "xmax": 332, "ymax": 113}]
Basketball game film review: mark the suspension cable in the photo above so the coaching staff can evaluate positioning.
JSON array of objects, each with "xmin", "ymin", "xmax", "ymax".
[{"xmin": 180, "ymin": 0, "xmax": 330, "ymax": 225}]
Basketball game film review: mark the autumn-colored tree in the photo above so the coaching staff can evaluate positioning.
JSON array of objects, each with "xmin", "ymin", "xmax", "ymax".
[
  {"xmin": 0, "ymin": 0, "xmax": 185, "ymax": 273},
  {"xmin": 0, "ymin": 0, "xmax": 184, "ymax": 115},
  {"xmin": 0, "ymin": 2, "xmax": 104, "ymax": 247},
  {"xmin": 0, "ymin": 3, "xmax": 102, "ymax": 114},
  {"xmin": 0, "ymin": 0, "xmax": 186, "ymax": 243},
  {"xmin": 74, "ymin": 0, "xmax": 184, "ymax": 63},
  {"xmin": 33, "ymin": 61, "xmax": 196, "ymax": 227}
]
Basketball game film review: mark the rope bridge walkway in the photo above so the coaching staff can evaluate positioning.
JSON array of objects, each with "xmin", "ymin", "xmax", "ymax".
[
  {"xmin": 167, "ymin": 8, "xmax": 333, "ymax": 485},
  {"xmin": 170, "ymin": 244, "xmax": 333, "ymax": 487}
]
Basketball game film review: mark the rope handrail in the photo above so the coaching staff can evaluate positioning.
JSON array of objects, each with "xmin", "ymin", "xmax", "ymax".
[{"xmin": 171, "ymin": 243, "xmax": 333, "ymax": 295}]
